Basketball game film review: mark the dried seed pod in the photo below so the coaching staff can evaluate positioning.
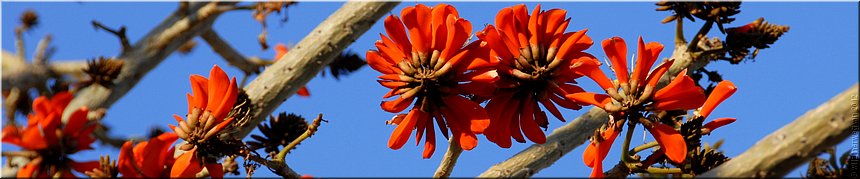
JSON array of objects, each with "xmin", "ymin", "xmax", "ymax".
[
  {"xmin": 724, "ymin": 17, "xmax": 790, "ymax": 64},
  {"xmin": 20, "ymin": 10, "xmax": 38, "ymax": 30}
]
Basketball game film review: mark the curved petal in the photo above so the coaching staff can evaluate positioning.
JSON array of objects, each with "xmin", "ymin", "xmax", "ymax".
[
  {"xmin": 383, "ymin": 15, "xmax": 412, "ymax": 54},
  {"xmin": 170, "ymin": 149, "xmax": 203, "ymax": 178},
  {"xmin": 380, "ymin": 96, "xmax": 414, "ymax": 113},
  {"xmin": 388, "ymin": 108, "xmax": 419, "ymax": 150},
  {"xmin": 205, "ymin": 163, "xmax": 224, "ymax": 179},
  {"xmin": 71, "ymin": 160, "xmax": 100, "ymax": 174},
  {"xmin": 647, "ymin": 124, "xmax": 687, "ymax": 164},
  {"xmin": 601, "ymin": 37, "xmax": 629, "ymax": 84},
  {"xmin": 703, "ymin": 117, "xmax": 737, "ymax": 132},
  {"xmin": 565, "ymin": 92, "xmax": 612, "ymax": 109},
  {"xmin": 699, "ymin": 80, "xmax": 737, "ymax": 118},
  {"xmin": 443, "ymin": 95, "xmax": 490, "ymax": 134}
]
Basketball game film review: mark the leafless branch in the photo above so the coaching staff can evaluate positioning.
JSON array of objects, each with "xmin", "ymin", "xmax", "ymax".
[
  {"xmin": 91, "ymin": 20, "xmax": 132, "ymax": 52},
  {"xmin": 32, "ymin": 34, "xmax": 52, "ymax": 65},
  {"xmin": 201, "ymin": 29, "xmax": 261, "ymax": 74},
  {"xmin": 699, "ymin": 84, "xmax": 859, "ymax": 178}
]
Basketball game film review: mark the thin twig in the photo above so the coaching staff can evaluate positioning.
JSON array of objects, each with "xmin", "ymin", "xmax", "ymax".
[
  {"xmin": 91, "ymin": 20, "xmax": 131, "ymax": 52},
  {"xmin": 630, "ymin": 141, "xmax": 659, "ymax": 154},
  {"xmin": 274, "ymin": 114, "xmax": 324, "ymax": 162},
  {"xmin": 1, "ymin": 151, "xmax": 38, "ymax": 158},
  {"xmin": 201, "ymin": 29, "xmax": 261, "ymax": 74},
  {"xmin": 32, "ymin": 35, "xmax": 52, "ymax": 65},
  {"xmin": 433, "ymin": 139, "xmax": 464, "ymax": 178},
  {"xmin": 686, "ymin": 20, "xmax": 714, "ymax": 52},
  {"xmin": 14, "ymin": 28, "xmax": 26, "ymax": 63}
]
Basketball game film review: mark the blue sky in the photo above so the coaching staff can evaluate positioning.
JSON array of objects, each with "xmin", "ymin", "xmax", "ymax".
[{"xmin": 2, "ymin": 1, "xmax": 858, "ymax": 177}]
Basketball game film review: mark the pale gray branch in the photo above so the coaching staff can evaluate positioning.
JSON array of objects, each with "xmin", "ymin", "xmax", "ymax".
[
  {"xmin": 61, "ymin": 2, "xmax": 235, "ymax": 121},
  {"xmin": 235, "ymin": 1, "xmax": 398, "ymax": 138},
  {"xmin": 201, "ymin": 29, "xmax": 260, "ymax": 74},
  {"xmin": 699, "ymin": 83, "xmax": 859, "ymax": 178}
]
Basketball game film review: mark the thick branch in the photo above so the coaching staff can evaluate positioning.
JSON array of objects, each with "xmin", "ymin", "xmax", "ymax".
[
  {"xmin": 61, "ymin": 2, "xmax": 235, "ymax": 121},
  {"xmin": 479, "ymin": 43, "xmax": 709, "ymax": 177},
  {"xmin": 201, "ymin": 29, "xmax": 260, "ymax": 74},
  {"xmin": 235, "ymin": 1, "xmax": 398, "ymax": 138},
  {"xmin": 699, "ymin": 83, "xmax": 859, "ymax": 178}
]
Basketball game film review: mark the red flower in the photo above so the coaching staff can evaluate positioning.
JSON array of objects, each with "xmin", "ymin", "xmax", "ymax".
[
  {"xmin": 477, "ymin": 4, "xmax": 595, "ymax": 148},
  {"xmin": 168, "ymin": 65, "xmax": 237, "ymax": 178},
  {"xmin": 118, "ymin": 132, "xmax": 179, "ymax": 177},
  {"xmin": 566, "ymin": 37, "xmax": 705, "ymax": 112},
  {"xmin": 367, "ymin": 4, "xmax": 496, "ymax": 158},
  {"xmin": 1, "ymin": 92, "xmax": 99, "ymax": 177},
  {"xmin": 275, "ymin": 43, "xmax": 311, "ymax": 97},
  {"xmin": 699, "ymin": 80, "xmax": 739, "ymax": 133}
]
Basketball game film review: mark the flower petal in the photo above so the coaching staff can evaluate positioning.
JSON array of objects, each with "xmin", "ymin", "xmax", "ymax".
[
  {"xmin": 380, "ymin": 96, "xmax": 414, "ymax": 113},
  {"xmin": 422, "ymin": 118, "xmax": 436, "ymax": 159},
  {"xmin": 383, "ymin": 15, "xmax": 412, "ymax": 55},
  {"xmin": 388, "ymin": 108, "xmax": 419, "ymax": 150},
  {"xmin": 699, "ymin": 80, "xmax": 737, "ymax": 118},
  {"xmin": 170, "ymin": 149, "xmax": 203, "ymax": 178},
  {"xmin": 703, "ymin": 117, "xmax": 736, "ymax": 132},
  {"xmin": 205, "ymin": 163, "xmax": 224, "ymax": 179},
  {"xmin": 602, "ymin": 37, "xmax": 629, "ymax": 84},
  {"xmin": 648, "ymin": 124, "xmax": 687, "ymax": 164},
  {"xmin": 565, "ymin": 92, "xmax": 612, "ymax": 109},
  {"xmin": 297, "ymin": 86, "xmax": 311, "ymax": 97}
]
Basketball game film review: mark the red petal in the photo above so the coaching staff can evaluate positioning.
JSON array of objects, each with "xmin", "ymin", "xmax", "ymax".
[
  {"xmin": 297, "ymin": 86, "xmax": 311, "ymax": 97},
  {"xmin": 275, "ymin": 43, "xmax": 288, "ymax": 60},
  {"xmin": 422, "ymin": 117, "xmax": 436, "ymax": 159},
  {"xmin": 63, "ymin": 107, "xmax": 88, "ymax": 137},
  {"xmin": 444, "ymin": 95, "xmax": 490, "ymax": 134},
  {"xmin": 601, "ymin": 37, "xmax": 629, "ymax": 84},
  {"xmin": 632, "ymin": 37, "xmax": 664, "ymax": 86},
  {"xmin": 380, "ymin": 96, "xmax": 414, "ymax": 113},
  {"xmin": 699, "ymin": 80, "xmax": 737, "ymax": 118},
  {"xmin": 484, "ymin": 92, "xmax": 514, "ymax": 148},
  {"xmin": 703, "ymin": 117, "xmax": 736, "ymax": 132},
  {"xmin": 643, "ymin": 59, "xmax": 675, "ymax": 88},
  {"xmin": 206, "ymin": 163, "xmax": 224, "ymax": 179},
  {"xmin": 142, "ymin": 132, "xmax": 179, "ymax": 176},
  {"xmin": 383, "ymin": 15, "xmax": 412, "ymax": 55},
  {"xmin": 388, "ymin": 108, "xmax": 419, "ymax": 150},
  {"xmin": 366, "ymin": 50, "xmax": 398, "ymax": 74},
  {"xmin": 519, "ymin": 96, "xmax": 546, "ymax": 144},
  {"xmin": 539, "ymin": 98, "xmax": 566, "ymax": 122},
  {"xmin": 205, "ymin": 65, "xmax": 228, "ymax": 114},
  {"xmin": 190, "ymin": 74, "xmax": 209, "ymax": 111},
  {"xmin": 565, "ymin": 92, "xmax": 612, "ymax": 109},
  {"xmin": 18, "ymin": 159, "xmax": 42, "ymax": 178},
  {"xmin": 572, "ymin": 58, "xmax": 614, "ymax": 91},
  {"xmin": 71, "ymin": 160, "xmax": 100, "ymax": 174},
  {"xmin": 648, "ymin": 124, "xmax": 687, "ymax": 163},
  {"xmin": 170, "ymin": 149, "xmax": 203, "ymax": 178},
  {"xmin": 118, "ymin": 141, "xmax": 140, "ymax": 177}
]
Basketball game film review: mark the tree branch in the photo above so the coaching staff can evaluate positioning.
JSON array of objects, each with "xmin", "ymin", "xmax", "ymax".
[
  {"xmin": 61, "ymin": 2, "xmax": 235, "ymax": 121},
  {"xmin": 434, "ymin": 139, "xmax": 463, "ymax": 178},
  {"xmin": 91, "ymin": 20, "xmax": 131, "ymax": 52},
  {"xmin": 699, "ymin": 83, "xmax": 859, "ymax": 178},
  {"xmin": 234, "ymin": 1, "xmax": 398, "ymax": 138},
  {"xmin": 201, "ymin": 29, "xmax": 261, "ymax": 74},
  {"xmin": 479, "ymin": 42, "xmax": 710, "ymax": 177}
]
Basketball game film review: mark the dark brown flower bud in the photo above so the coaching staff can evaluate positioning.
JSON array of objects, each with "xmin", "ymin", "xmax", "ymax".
[
  {"xmin": 20, "ymin": 10, "xmax": 38, "ymax": 30},
  {"xmin": 82, "ymin": 57, "xmax": 124, "ymax": 88}
]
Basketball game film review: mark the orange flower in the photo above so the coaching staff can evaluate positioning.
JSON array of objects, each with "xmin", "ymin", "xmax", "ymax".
[
  {"xmin": 477, "ymin": 4, "xmax": 595, "ymax": 148},
  {"xmin": 367, "ymin": 4, "xmax": 496, "ymax": 158},
  {"xmin": 566, "ymin": 37, "xmax": 705, "ymax": 112},
  {"xmin": 275, "ymin": 43, "xmax": 311, "ymax": 97},
  {"xmin": 1, "ymin": 92, "xmax": 99, "ymax": 177},
  {"xmin": 118, "ymin": 132, "xmax": 179, "ymax": 177},
  {"xmin": 168, "ymin": 65, "xmax": 237, "ymax": 178}
]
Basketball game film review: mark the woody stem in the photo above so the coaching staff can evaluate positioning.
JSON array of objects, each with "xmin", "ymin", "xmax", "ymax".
[
  {"xmin": 620, "ymin": 120, "xmax": 637, "ymax": 163},
  {"xmin": 675, "ymin": 17, "xmax": 686, "ymax": 45},
  {"xmin": 433, "ymin": 138, "xmax": 463, "ymax": 178}
]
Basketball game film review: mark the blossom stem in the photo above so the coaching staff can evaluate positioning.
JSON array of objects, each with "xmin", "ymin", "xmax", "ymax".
[
  {"xmin": 687, "ymin": 20, "xmax": 714, "ymax": 52},
  {"xmin": 274, "ymin": 114, "xmax": 324, "ymax": 162},
  {"xmin": 675, "ymin": 17, "xmax": 686, "ymax": 45},
  {"xmin": 433, "ymin": 138, "xmax": 463, "ymax": 178},
  {"xmin": 620, "ymin": 120, "xmax": 637, "ymax": 163},
  {"xmin": 629, "ymin": 141, "xmax": 660, "ymax": 154}
]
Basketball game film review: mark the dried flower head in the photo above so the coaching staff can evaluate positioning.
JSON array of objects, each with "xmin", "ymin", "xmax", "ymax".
[
  {"xmin": 247, "ymin": 112, "xmax": 309, "ymax": 158},
  {"xmin": 656, "ymin": 1, "xmax": 741, "ymax": 33},
  {"xmin": 724, "ymin": 17, "xmax": 790, "ymax": 63},
  {"xmin": 83, "ymin": 57, "xmax": 124, "ymax": 88},
  {"xmin": 20, "ymin": 9, "xmax": 39, "ymax": 30}
]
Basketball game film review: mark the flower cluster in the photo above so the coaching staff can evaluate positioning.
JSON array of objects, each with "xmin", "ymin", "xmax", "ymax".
[
  {"xmin": 2, "ymin": 92, "xmax": 99, "ymax": 177},
  {"xmin": 565, "ymin": 36, "xmax": 739, "ymax": 177}
]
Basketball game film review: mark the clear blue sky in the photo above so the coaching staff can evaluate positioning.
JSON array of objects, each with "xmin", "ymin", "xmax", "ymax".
[{"xmin": 2, "ymin": 2, "xmax": 858, "ymax": 177}]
